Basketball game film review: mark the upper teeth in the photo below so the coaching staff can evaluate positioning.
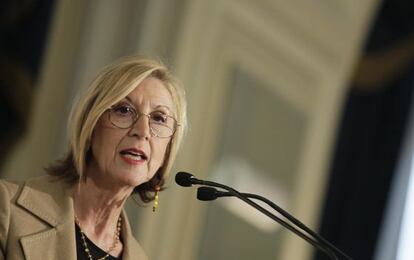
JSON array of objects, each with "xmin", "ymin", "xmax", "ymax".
[
  {"xmin": 124, "ymin": 153, "xmax": 143, "ymax": 160},
  {"xmin": 121, "ymin": 151, "xmax": 145, "ymax": 158}
]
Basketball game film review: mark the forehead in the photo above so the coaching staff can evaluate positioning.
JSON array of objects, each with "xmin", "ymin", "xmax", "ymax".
[{"xmin": 125, "ymin": 77, "xmax": 175, "ymax": 111}]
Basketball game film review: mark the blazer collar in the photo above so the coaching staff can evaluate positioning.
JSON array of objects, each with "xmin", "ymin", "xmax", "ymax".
[{"xmin": 16, "ymin": 175, "xmax": 74, "ymax": 227}]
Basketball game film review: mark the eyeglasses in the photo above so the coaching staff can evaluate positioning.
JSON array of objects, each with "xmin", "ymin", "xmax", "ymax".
[{"xmin": 108, "ymin": 103, "xmax": 179, "ymax": 138}]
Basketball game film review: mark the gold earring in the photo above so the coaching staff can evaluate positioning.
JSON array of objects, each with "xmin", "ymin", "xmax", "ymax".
[{"xmin": 153, "ymin": 187, "xmax": 161, "ymax": 212}]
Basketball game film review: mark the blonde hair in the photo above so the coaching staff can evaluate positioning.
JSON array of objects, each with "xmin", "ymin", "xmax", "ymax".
[{"xmin": 47, "ymin": 55, "xmax": 187, "ymax": 202}]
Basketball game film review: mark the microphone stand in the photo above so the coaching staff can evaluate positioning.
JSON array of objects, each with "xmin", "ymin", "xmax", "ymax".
[
  {"xmin": 191, "ymin": 178, "xmax": 339, "ymax": 260},
  {"xmin": 198, "ymin": 187, "xmax": 353, "ymax": 260}
]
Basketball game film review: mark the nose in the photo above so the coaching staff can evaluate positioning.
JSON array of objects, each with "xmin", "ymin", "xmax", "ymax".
[{"xmin": 128, "ymin": 114, "xmax": 151, "ymax": 139}]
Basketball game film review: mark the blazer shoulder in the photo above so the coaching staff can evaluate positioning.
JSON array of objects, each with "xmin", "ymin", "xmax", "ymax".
[
  {"xmin": 0, "ymin": 175, "xmax": 57, "ymax": 202},
  {"xmin": 0, "ymin": 179, "xmax": 21, "ymax": 199},
  {"xmin": 0, "ymin": 179, "xmax": 22, "ymax": 256},
  {"xmin": 0, "ymin": 179, "xmax": 24, "ymax": 215}
]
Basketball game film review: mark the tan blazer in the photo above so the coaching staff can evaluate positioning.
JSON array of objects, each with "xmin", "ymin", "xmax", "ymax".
[{"xmin": 0, "ymin": 175, "xmax": 148, "ymax": 260}]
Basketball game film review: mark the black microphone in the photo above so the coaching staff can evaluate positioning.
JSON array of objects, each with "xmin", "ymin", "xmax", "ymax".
[
  {"xmin": 197, "ymin": 186, "xmax": 232, "ymax": 201},
  {"xmin": 197, "ymin": 186, "xmax": 219, "ymax": 200},
  {"xmin": 175, "ymin": 172, "xmax": 344, "ymax": 260},
  {"xmin": 175, "ymin": 172, "xmax": 204, "ymax": 187}
]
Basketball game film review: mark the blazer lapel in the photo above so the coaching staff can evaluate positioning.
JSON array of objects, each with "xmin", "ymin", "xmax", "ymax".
[
  {"xmin": 16, "ymin": 176, "xmax": 77, "ymax": 260},
  {"xmin": 120, "ymin": 210, "xmax": 148, "ymax": 260}
]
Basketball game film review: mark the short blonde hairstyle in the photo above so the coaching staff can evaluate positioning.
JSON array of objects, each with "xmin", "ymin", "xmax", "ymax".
[{"xmin": 47, "ymin": 55, "xmax": 187, "ymax": 202}]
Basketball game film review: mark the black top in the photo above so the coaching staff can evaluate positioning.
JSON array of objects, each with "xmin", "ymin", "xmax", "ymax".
[{"xmin": 75, "ymin": 224, "xmax": 122, "ymax": 260}]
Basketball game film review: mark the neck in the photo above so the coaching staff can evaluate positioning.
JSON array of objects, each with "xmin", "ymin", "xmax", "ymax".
[{"xmin": 73, "ymin": 175, "xmax": 131, "ymax": 239}]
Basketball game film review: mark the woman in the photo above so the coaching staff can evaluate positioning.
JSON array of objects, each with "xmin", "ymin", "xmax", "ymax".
[{"xmin": 0, "ymin": 56, "xmax": 187, "ymax": 259}]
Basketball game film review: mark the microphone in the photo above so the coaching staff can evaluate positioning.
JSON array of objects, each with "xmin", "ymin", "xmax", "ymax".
[
  {"xmin": 176, "ymin": 172, "xmax": 353, "ymax": 260},
  {"xmin": 197, "ymin": 186, "xmax": 232, "ymax": 201},
  {"xmin": 175, "ymin": 172, "xmax": 201, "ymax": 187}
]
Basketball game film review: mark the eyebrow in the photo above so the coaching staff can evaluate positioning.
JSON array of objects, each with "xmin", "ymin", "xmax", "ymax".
[{"xmin": 124, "ymin": 96, "xmax": 172, "ymax": 112}]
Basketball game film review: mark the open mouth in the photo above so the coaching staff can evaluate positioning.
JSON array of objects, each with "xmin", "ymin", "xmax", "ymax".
[{"xmin": 119, "ymin": 149, "xmax": 148, "ymax": 161}]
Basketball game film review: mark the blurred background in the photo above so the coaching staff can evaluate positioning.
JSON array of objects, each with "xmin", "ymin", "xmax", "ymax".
[{"xmin": 1, "ymin": 0, "xmax": 414, "ymax": 259}]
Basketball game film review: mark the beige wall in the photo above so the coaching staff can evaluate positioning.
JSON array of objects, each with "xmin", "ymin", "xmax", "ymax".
[{"xmin": 1, "ymin": 0, "xmax": 380, "ymax": 259}]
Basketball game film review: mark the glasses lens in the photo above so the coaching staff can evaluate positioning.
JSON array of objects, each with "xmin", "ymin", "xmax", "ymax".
[
  {"xmin": 149, "ymin": 111, "xmax": 176, "ymax": 137},
  {"xmin": 109, "ymin": 104, "xmax": 135, "ymax": 128}
]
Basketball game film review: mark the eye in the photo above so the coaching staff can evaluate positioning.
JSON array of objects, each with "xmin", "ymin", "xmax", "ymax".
[
  {"xmin": 112, "ymin": 104, "xmax": 135, "ymax": 117},
  {"xmin": 150, "ymin": 111, "xmax": 168, "ymax": 124}
]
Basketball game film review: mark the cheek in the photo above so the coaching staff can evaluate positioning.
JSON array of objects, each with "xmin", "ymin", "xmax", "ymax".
[
  {"xmin": 150, "ymin": 139, "xmax": 171, "ymax": 167},
  {"xmin": 91, "ymin": 127, "xmax": 124, "ymax": 165}
]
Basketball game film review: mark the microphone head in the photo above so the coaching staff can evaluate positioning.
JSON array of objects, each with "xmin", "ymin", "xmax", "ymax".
[
  {"xmin": 175, "ymin": 172, "xmax": 195, "ymax": 187},
  {"xmin": 197, "ymin": 186, "xmax": 218, "ymax": 201}
]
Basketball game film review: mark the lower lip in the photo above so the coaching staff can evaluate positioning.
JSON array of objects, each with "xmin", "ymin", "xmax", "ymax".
[{"xmin": 120, "ymin": 155, "xmax": 146, "ymax": 165}]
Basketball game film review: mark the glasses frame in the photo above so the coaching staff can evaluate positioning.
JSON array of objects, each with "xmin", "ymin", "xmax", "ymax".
[{"xmin": 107, "ymin": 105, "xmax": 180, "ymax": 138}]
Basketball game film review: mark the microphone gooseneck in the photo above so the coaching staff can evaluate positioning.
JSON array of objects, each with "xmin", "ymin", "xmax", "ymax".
[
  {"xmin": 197, "ymin": 187, "xmax": 352, "ymax": 260},
  {"xmin": 176, "ymin": 172, "xmax": 353, "ymax": 260}
]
